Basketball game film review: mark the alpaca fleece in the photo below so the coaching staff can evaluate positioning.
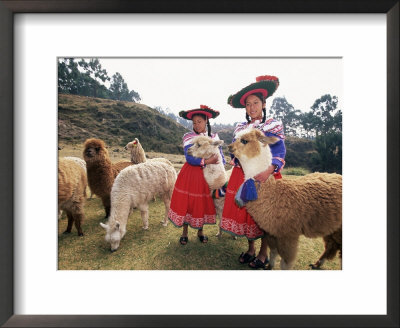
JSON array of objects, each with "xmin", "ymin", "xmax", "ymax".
[
  {"xmin": 187, "ymin": 136, "xmax": 227, "ymax": 190},
  {"xmin": 229, "ymin": 129, "xmax": 342, "ymax": 269},
  {"xmin": 59, "ymin": 157, "xmax": 88, "ymax": 218},
  {"xmin": 101, "ymin": 161, "xmax": 177, "ymax": 251},
  {"xmin": 248, "ymin": 173, "xmax": 342, "ymax": 238},
  {"xmin": 83, "ymin": 138, "xmax": 132, "ymax": 218},
  {"xmin": 62, "ymin": 156, "xmax": 96, "ymax": 199},
  {"xmin": 58, "ymin": 158, "xmax": 87, "ymax": 236},
  {"xmin": 63, "ymin": 156, "xmax": 86, "ymax": 170}
]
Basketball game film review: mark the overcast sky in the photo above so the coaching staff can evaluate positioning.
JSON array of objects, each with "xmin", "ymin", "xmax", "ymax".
[{"xmin": 98, "ymin": 57, "xmax": 342, "ymax": 125}]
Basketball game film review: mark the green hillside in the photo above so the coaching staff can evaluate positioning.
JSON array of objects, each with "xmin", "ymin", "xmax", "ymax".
[
  {"xmin": 58, "ymin": 93, "xmax": 317, "ymax": 167},
  {"xmin": 58, "ymin": 93, "xmax": 189, "ymax": 154}
]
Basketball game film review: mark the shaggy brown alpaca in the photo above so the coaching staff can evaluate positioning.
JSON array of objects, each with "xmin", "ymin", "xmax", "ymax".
[
  {"xmin": 83, "ymin": 138, "xmax": 132, "ymax": 218},
  {"xmin": 58, "ymin": 158, "xmax": 87, "ymax": 236},
  {"xmin": 229, "ymin": 129, "xmax": 342, "ymax": 269}
]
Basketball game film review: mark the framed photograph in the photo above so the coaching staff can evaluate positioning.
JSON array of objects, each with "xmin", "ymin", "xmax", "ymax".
[{"xmin": 1, "ymin": 1, "xmax": 398, "ymax": 327}]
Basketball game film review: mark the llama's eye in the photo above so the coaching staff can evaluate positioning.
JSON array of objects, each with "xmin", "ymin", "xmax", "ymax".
[
  {"xmin": 95, "ymin": 147, "xmax": 100, "ymax": 151},
  {"xmin": 241, "ymin": 139, "xmax": 248, "ymax": 145}
]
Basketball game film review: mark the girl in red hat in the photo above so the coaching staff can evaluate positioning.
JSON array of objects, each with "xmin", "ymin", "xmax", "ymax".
[
  {"xmin": 221, "ymin": 76, "xmax": 286, "ymax": 269},
  {"xmin": 168, "ymin": 105, "xmax": 224, "ymax": 245}
]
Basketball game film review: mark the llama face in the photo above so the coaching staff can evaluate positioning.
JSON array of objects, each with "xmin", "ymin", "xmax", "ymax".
[
  {"xmin": 124, "ymin": 138, "xmax": 139, "ymax": 151},
  {"xmin": 229, "ymin": 130, "xmax": 262, "ymax": 160},
  {"xmin": 187, "ymin": 136, "xmax": 224, "ymax": 159},
  {"xmin": 83, "ymin": 139, "xmax": 108, "ymax": 162},
  {"xmin": 228, "ymin": 129, "xmax": 278, "ymax": 179},
  {"xmin": 228, "ymin": 129, "xmax": 277, "ymax": 160},
  {"xmin": 100, "ymin": 221, "xmax": 125, "ymax": 252}
]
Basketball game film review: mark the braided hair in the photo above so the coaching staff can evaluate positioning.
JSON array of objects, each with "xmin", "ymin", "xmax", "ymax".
[
  {"xmin": 245, "ymin": 92, "xmax": 267, "ymax": 123},
  {"xmin": 192, "ymin": 113, "xmax": 212, "ymax": 137}
]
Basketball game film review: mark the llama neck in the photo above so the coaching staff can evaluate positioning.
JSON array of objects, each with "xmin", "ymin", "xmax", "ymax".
[
  {"xmin": 203, "ymin": 151, "xmax": 227, "ymax": 190},
  {"xmin": 88, "ymin": 157, "xmax": 111, "ymax": 167},
  {"xmin": 241, "ymin": 145, "xmax": 272, "ymax": 180}
]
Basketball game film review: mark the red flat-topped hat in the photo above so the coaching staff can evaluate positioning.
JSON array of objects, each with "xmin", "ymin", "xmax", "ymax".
[
  {"xmin": 179, "ymin": 105, "xmax": 220, "ymax": 120},
  {"xmin": 227, "ymin": 75, "xmax": 280, "ymax": 108}
]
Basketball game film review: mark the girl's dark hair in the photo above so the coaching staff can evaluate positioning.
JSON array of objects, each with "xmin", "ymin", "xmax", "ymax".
[
  {"xmin": 192, "ymin": 113, "xmax": 212, "ymax": 137},
  {"xmin": 245, "ymin": 93, "xmax": 267, "ymax": 123}
]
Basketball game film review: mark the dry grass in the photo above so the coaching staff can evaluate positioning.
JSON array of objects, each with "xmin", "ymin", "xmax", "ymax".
[
  {"xmin": 58, "ymin": 196, "xmax": 340, "ymax": 270},
  {"xmin": 58, "ymin": 144, "xmax": 341, "ymax": 271},
  {"xmin": 59, "ymin": 142, "xmax": 187, "ymax": 171},
  {"xmin": 58, "ymin": 143, "xmax": 232, "ymax": 172}
]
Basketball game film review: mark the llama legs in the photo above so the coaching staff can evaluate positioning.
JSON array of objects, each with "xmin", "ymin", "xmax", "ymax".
[
  {"xmin": 73, "ymin": 211, "xmax": 84, "ymax": 236},
  {"xmin": 138, "ymin": 203, "xmax": 149, "ymax": 230},
  {"xmin": 268, "ymin": 247, "xmax": 279, "ymax": 269},
  {"xmin": 310, "ymin": 230, "xmax": 342, "ymax": 269},
  {"xmin": 160, "ymin": 194, "xmax": 170, "ymax": 226},
  {"xmin": 101, "ymin": 195, "xmax": 111, "ymax": 218},
  {"xmin": 276, "ymin": 236, "xmax": 299, "ymax": 270},
  {"xmin": 64, "ymin": 211, "xmax": 74, "ymax": 234},
  {"xmin": 63, "ymin": 208, "xmax": 84, "ymax": 236},
  {"xmin": 264, "ymin": 234, "xmax": 278, "ymax": 269}
]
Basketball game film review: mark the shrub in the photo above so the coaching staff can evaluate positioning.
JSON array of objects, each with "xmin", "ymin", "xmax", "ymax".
[
  {"xmin": 283, "ymin": 167, "xmax": 310, "ymax": 176},
  {"xmin": 311, "ymin": 132, "xmax": 342, "ymax": 174}
]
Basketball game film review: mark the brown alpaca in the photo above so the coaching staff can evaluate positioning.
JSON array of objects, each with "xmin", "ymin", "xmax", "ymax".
[
  {"xmin": 58, "ymin": 158, "xmax": 87, "ymax": 236},
  {"xmin": 83, "ymin": 138, "xmax": 132, "ymax": 218},
  {"xmin": 229, "ymin": 129, "xmax": 342, "ymax": 269}
]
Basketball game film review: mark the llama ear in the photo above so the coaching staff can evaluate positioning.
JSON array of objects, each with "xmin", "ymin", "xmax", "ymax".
[
  {"xmin": 258, "ymin": 135, "xmax": 279, "ymax": 146},
  {"xmin": 100, "ymin": 222, "xmax": 108, "ymax": 230},
  {"xmin": 213, "ymin": 140, "xmax": 224, "ymax": 147}
]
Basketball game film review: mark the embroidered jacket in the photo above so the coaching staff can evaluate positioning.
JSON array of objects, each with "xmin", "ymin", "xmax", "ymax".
[
  {"xmin": 232, "ymin": 118, "xmax": 286, "ymax": 172},
  {"xmin": 183, "ymin": 132, "xmax": 226, "ymax": 167}
]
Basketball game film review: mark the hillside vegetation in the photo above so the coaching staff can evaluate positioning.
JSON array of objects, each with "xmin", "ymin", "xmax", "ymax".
[
  {"xmin": 58, "ymin": 93, "xmax": 317, "ymax": 168},
  {"xmin": 58, "ymin": 93, "xmax": 189, "ymax": 154}
]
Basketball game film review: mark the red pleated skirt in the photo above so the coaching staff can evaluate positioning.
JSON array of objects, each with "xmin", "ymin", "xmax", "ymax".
[
  {"xmin": 220, "ymin": 166, "xmax": 264, "ymax": 240},
  {"xmin": 168, "ymin": 162, "xmax": 216, "ymax": 229}
]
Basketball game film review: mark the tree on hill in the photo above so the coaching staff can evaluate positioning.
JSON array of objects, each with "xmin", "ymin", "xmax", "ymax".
[
  {"xmin": 309, "ymin": 94, "xmax": 341, "ymax": 136},
  {"xmin": 265, "ymin": 93, "xmax": 342, "ymax": 173},
  {"xmin": 58, "ymin": 58, "xmax": 141, "ymax": 102},
  {"xmin": 58, "ymin": 58, "xmax": 81, "ymax": 94},
  {"xmin": 301, "ymin": 94, "xmax": 342, "ymax": 174},
  {"xmin": 269, "ymin": 97, "xmax": 302, "ymax": 137},
  {"xmin": 109, "ymin": 72, "xmax": 141, "ymax": 102},
  {"xmin": 78, "ymin": 59, "xmax": 111, "ymax": 98}
]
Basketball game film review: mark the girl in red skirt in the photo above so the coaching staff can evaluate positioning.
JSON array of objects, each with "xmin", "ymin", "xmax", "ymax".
[
  {"xmin": 221, "ymin": 75, "xmax": 286, "ymax": 269},
  {"xmin": 168, "ymin": 105, "xmax": 224, "ymax": 245}
]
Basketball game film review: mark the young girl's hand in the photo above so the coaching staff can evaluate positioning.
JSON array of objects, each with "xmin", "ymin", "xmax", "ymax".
[
  {"xmin": 254, "ymin": 165, "xmax": 276, "ymax": 182},
  {"xmin": 204, "ymin": 154, "xmax": 219, "ymax": 165}
]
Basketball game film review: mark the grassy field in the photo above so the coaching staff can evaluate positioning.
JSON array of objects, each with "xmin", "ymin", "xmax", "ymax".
[
  {"xmin": 58, "ymin": 142, "xmax": 188, "ymax": 171},
  {"xmin": 58, "ymin": 145, "xmax": 340, "ymax": 271}
]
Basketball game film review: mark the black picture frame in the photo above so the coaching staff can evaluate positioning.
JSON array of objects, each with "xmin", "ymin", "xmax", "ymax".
[{"xmin": 0, "ymin": 1, "xmax": 398, "ymax": 327}]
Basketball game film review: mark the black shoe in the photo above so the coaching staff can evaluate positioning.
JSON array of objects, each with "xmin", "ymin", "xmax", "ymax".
[
  {"xmin": 239, "ymin": 252, "xmax": 255, "ymax": 264},
  {"xmin": 249, "ymin": 258, "xmax": 269, "ymax": 269},
  {"xmin": 179, "ymin": 236, "xmax": 188, "ymax": 245}
]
